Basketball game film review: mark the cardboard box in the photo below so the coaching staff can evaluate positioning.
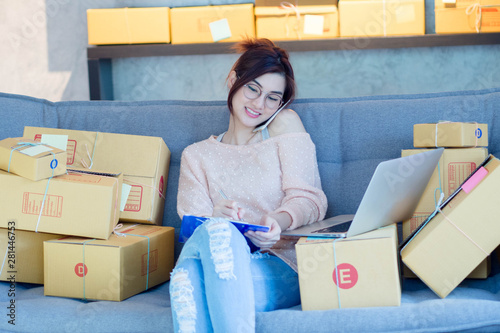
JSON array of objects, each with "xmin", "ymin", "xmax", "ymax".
[
  {"xmin": 414, "ymin": 122, "xmax": 488, "ymax": 148},
  {"xmin": 401, "ymin": 148, "xmax": 488, "ymax": 239},
  {"xmin": 434, "ymin": 0, "xmax": 500, "ymax": 10},
  {"xmin": 23, "ymin": 127, "xmax": 170, "ymax": 225},
  {"xmin": 0, "ymin": 228, "xmax": 61, "ymax": 284},
  {"xmin": 401, "ymin": 148, "xmax": 489, "ymax": 279},
  {"xmin": 170, "ymin": 4, "xmax": 255, "ymax": 44},
  {"xmin": 296, "ymin": 224, "xmax": 401, "ymax": 310},
  {"xmin": 44, "ymin": 223, "xmax": 175, "ymax": 301},
  {"xmin": 0, "ymin": 138, "xmax": 66, "ymax": 181},
  {"xmin": 339, "ymin": 0, "xmax": 425, "ymax": 37},
  {"xmin": 255, "ymin": 0, "xmax": 339, "ymax": 40},
  {"xmin": 401, "ymin": 155, "xmax": 500, "ymax": 298},
  {"xmin": 87, "ymin": 7, "xmax": 171, "ymax": 45},
  {"xmin": 435, "ymin": 6, "xmax": 500, "ymax": 34},
  {"xmin": 0, "ymin": 169, "xmax": 122, "ymax": 239}
]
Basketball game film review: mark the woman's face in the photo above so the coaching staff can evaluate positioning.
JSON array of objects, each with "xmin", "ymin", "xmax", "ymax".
[{"xmin": 231, "ymin": 72, "xmax": 286, "ymax": 129}]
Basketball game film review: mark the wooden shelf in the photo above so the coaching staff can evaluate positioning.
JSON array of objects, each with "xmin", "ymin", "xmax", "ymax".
[
  {"xmin": 87, "ymin": 33, "xmax": 500, "ymax": 59},
  {"xmin": 87, "ymin": 33, "xmax": 500, "ymax": 99}
]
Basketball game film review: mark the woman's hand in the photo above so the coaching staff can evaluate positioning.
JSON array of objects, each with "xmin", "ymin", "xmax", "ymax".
[
  {"xmin": 212, "ymin": 199, "xmax": 245, "ymax": 221},
  {"xmin": 245, "ymin": 215, "xmax": 281, "ymax": 249}
]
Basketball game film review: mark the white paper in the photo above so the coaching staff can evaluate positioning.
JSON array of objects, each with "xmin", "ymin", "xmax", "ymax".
[
  {"xmin": 41, "ymin": 134, "xmax": 68, "ymax": 151},
  {"xmin": 120, "ymin": 183, "xmax": 132, "ymax": 212},
  {"xmin": 209, "ymin": 18, "xmax": 232, "ymax": 42},
  {"xmin": 395, "ymin": 5, "xmax": 416, "ymax": 23},
  {"xmin": 303, "ymin": 15, "xmax": 324, "ymax": 35},
  {"xmin": 19, "ymin": 145, "xmax": 53, "ymax": 157}
]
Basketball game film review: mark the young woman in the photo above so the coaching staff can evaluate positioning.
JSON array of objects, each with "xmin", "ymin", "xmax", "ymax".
[{"xmin": 170, "ymin": 38, "xmax": 328, "ymax": 333}]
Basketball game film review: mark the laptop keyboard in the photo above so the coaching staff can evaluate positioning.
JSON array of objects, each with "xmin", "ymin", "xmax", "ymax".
[{"xmin": 312, "ymin": 220, "xmax": 353, "ymax": 234}]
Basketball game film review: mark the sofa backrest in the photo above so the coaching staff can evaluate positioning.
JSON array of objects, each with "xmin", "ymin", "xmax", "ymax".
[{"xmin": 1, "ymin": 88, "xmax": 499, "ymax": 257}]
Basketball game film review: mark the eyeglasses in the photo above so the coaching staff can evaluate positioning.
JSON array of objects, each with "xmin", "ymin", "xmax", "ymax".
[{"xmin": 243, "ymin": 83, "xmax": 284, "ymax": 110}]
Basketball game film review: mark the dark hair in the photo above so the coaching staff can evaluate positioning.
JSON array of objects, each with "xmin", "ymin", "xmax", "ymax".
[{"xmin": 227, "ymin": 38, "xmax": 296, "ymax": 114}]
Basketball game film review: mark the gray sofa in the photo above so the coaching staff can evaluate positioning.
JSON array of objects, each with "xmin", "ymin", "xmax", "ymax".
[{"xmin": 0, "ymin": 88, "xmax": 499, "ymax": 333}]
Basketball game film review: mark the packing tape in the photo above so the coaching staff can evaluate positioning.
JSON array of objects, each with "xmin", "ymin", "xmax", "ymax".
[
  {"xmin": 0, "ymin": 247, "xmax": 8, "ymax": 276},
  {"xmin": 464, "ymin": 3, "xmax": 499, "ymax": 33},
  {"xmin": 81, "ymin": 132, "xmax": 99, "ymax": 169},
  {"xmin": 280, "ymin": 2, "xmax": 302, "ymax": 39},
  {"xmin": 82, "ymin": 238, "xmax": 96, "ymax": 301},
  {"xmin": 437, "ymin": 206, "xmax": 488, "ymax": 255},
  {"xmin": 434, "ymin": 190, "xmax": 488, "ymax": 256},
  {"xmin": 332, "ymin": 238, "xmax": 342, "ymax": 309},
  {"xmin": 123, "ymin": 8, "xmax": 132, "ymax": 44}
]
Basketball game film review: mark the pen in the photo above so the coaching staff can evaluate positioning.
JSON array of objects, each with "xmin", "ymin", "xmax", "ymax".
[{"xmin": 218, "ymin": 189, "xmax": 243, "ymax": 221}]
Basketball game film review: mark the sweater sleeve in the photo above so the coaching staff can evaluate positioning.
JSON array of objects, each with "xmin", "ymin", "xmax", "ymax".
[
  {"xmin": 272, "ymin": 134, "xmax": 328, "ymax": 230},
  {"xmin": 176, "ymin": 147, "xmax": 214, "ymax": 219}
]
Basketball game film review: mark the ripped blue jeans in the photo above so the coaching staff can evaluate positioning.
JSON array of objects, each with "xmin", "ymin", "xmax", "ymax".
[{"xmin": 169, "ymin": 218, "xmax": 300, "ymax": 333}]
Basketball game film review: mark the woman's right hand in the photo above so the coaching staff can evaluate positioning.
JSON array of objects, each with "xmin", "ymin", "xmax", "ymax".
[{"xmin": 212, "ymin": 199, "xmax": 245, "ymax": 221}]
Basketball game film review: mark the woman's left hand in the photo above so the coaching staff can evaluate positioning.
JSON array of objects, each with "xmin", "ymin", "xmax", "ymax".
[{"xmin": 245, "ymin": 215, "xmax": 281, "ymax": 249}]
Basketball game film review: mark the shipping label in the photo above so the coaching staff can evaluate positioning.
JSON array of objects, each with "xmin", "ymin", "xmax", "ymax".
[
  {"xmin": 124, "ymin": 185, "xmax": 143, "ymax": 212},
  {"xmin": 22, "ymin": 192, "xmax": 63, "ymax": 218}
]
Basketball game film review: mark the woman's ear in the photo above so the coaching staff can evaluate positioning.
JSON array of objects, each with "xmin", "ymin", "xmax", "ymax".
[{"xmin": 227, "ymin": 70, "xmax": 237, "ymax": 90}]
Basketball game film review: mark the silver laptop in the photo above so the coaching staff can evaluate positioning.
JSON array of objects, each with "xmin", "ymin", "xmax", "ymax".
[{"xmin": 282, "ymin": 148, "xmax": 444, "ymax": 238}]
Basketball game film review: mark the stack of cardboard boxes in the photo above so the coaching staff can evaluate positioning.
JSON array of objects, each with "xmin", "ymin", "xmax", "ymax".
[
  {"xmin": 295, "ymin": 121, "xmax": 498, "ymax": 310},
  {"xmin": 402, "ymin": 122, "xmax": 490, "ymax": 279},
  {"xmin": 401, "ymin": 122, "xmax": 500, "ymax": 298},
  {"xmin": 0, "ymin": 127, "xmax": 175, "ymax": 301}
]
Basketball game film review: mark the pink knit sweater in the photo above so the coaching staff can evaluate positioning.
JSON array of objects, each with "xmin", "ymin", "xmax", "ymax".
[{"xmin": 177, "ymin": 132, "xmax": 328, "ymax": 230}]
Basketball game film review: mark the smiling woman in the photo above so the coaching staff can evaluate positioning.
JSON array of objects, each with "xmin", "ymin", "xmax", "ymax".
[{"xmin": 170, "ymin": 38, "xmax": 328, "ymax": 333}]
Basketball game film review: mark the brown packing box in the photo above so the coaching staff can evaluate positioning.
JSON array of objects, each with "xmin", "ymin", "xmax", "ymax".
[
  {"xmin": 255, "ymin": 0, "xmax": 339, "ymax": 40},
  {"xmin": 296, "ymin": 224, "xmax": 401, "ymax": 310},
  {"xmin": 87, "ymin": 7, "xmax": 171, "ymax": 45},
  {"xmin": 44, "ymin": 223, "xmax": 175, "ymax": 301},
  {"xmin": 0, "ymin": 138, "xmax": 66, "ymax": 181},
  {"xmin": 413, "ymin": 122, "xmax": 488, "ymax": 148},
  {"xmin": 401, "ymin": 155, "xmax": 500, "ymax": 298},
  {"xmin": 434, "ymin": 0, "xmax": 500, "ymax": 9},
  {"xmin": 170, "ymin": 4, "xmax": 255, "ymax": 44},
  {"xmin": 435, "ymin": 6, "xmax": 500, "ymax": 34},
  {"xmin": 0, "ymin": 169, "xmax": 122, "ymax": 239},
  {"xmin": 23, "ymin": 127, "xmax": 170, "ymax": 225},
  {"xmin": 401, "ymin": 148, "xmax": 488, "ymax": 238},
  {"xmin": 401, "ymin": 148, "xmax": 490, "ymax": 279},
  {"xmin": 339, "ymin": 0, "xmax": 425, "ymax": 37},
  {"xmin": 0, "ymin": 228, "xmax": 62, "ymax": 284}
]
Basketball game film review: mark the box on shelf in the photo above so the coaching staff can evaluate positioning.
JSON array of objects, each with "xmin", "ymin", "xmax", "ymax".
[
  {"xmin": 339, "ymin": 0, "xmax": 425, "ymax": 37},
  {"xmin": 296, "ymin": 224, "xmax": 401, "ymax": 310},
  {"xmin": 0, "ymin": 228, "xmax": 62, "ymax": 284},
  {"xmin": 87, "ymin": 7, "xmax": 171, "ymax": 45},
  {"xmin": 435, "ymin": 6, "xmax": 500, "ymax": 34},
  {"xmin": 23, "ymin": 127, "xmax": 170, "ymax": 225},
  {"xmin": 434, "ymin": 0, "xmax": 500, "ymax": 9},
  {"xmin": 0, "ymin": 138, "xmax": 66, "ymax": 181},
  {"xmin": 255, "ymin": 0, "xmax": 339, "ymax": 40},
  {"xmin": 401, "ymin": 155, "xmax": 500, "ymax": 298},
  {"xmin": 44, "ymin": 223, "xmax": 175, "ymax": 301},
  {"xmin": 0, "ymin": 169, "xmax": 122, "ymax": 239},
  {"xmin": 170, "ymin": 4, "xmax": 255, "ymax": 44},
  {"xmin": 413, "ymin": 122, "xmax": 488, "ymax": 148}
]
